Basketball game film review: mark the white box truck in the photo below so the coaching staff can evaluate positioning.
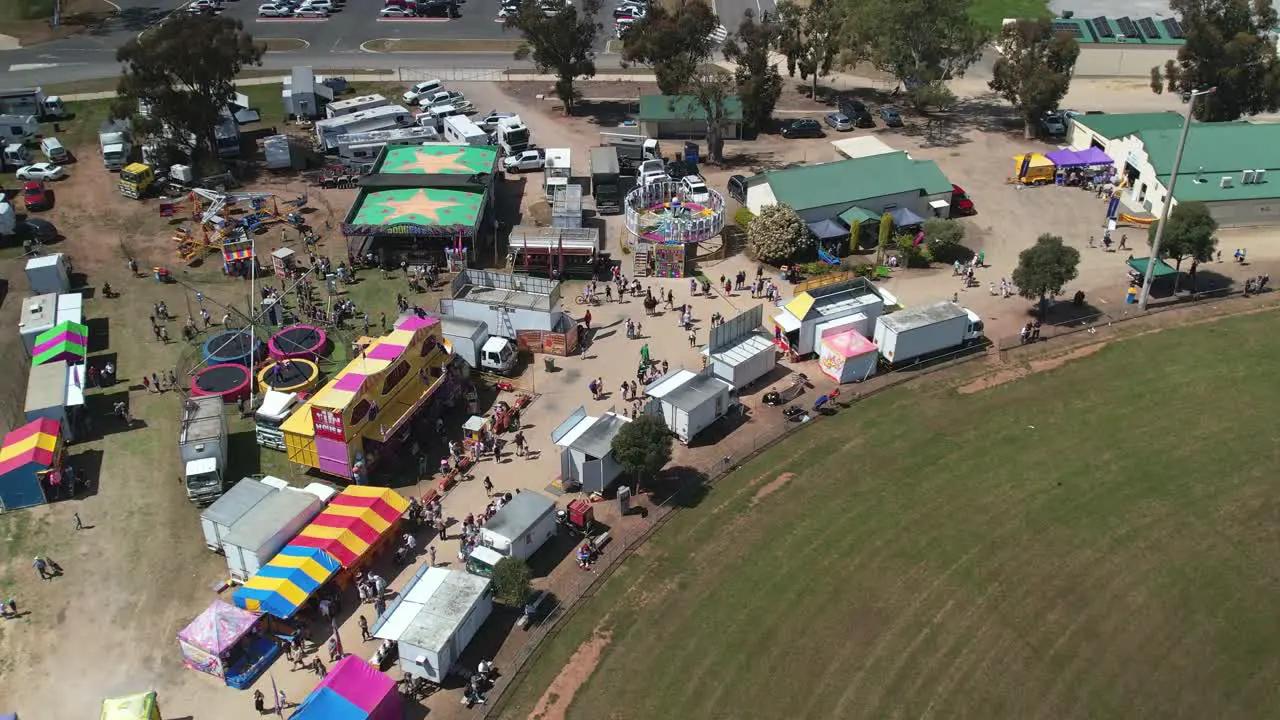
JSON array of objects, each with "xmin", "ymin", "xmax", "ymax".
[
  {"xmin": 199, "ymin": 478, "xmax": 278, "ymax": 551},
  {"xmin": 0, "ymin": 87, "xmax": 65, "ymax": 119},
  {"xmin": 98, "ymin": 120, "xmax": 132, "ymax": 170},
  {"xmin": 873, "ymin": 301, "xmax": 983, "ymax": 365},
  {"xmin": 179, "ymin": 396, "xmax": 229, "ymax": 505},
  {"xmin": 441, "ymin": 115, "xmax": 489, "ymax": 146}
]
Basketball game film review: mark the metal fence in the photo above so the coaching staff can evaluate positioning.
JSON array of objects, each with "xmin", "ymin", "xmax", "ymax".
[
  {"xmin": 396, "ymin": 67, "xmax": 516, "ymax": 83},
  {"xmin": 480, "ymin": 283, "xmax": 1271, "ymax": 718}
]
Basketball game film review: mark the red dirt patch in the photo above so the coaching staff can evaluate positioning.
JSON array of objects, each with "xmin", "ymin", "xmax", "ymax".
[
  {"xmin": 528, "ymin": 627, "xmax": 613, "ymax": 720},
  {"xmin": 752, "ymin": 472, "xmax": 796, "ymax": 504},
  {"xmin": 958, "ymin": 343, "xmax": 1109, "ymax": 394}
]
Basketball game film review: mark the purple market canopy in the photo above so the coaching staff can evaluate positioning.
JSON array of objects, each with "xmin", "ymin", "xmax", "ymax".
[
  {"xmin": 1045, "ymin": 147, "xmax": 1114, "ymax": 167},
  {"xmin": 178, "ymin": 600, "xmax": 260, "ymax": 656},
  {"xmin": 32, "ymin": 320, "xmax": 87, "ymax": 366}
]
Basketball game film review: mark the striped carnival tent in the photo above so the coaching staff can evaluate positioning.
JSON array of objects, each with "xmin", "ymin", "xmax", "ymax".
[
  {"xmin": 290, "ymin": 486, "xmax": 409, "ymax": 568},
  {"xmin": 233, "ymin": 545, "xmax": 340, "ymax": 619},
  {"xmin": 32, "ymin": 321, "xmax": 88, "ymax": 366}
]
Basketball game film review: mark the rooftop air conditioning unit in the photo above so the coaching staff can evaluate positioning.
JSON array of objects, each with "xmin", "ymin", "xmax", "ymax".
[
  {"xmin": 1243, "ymin": 169, "xmax": 1257, "ymax": 184},
  {"xmin": 1220, "ymin": 176, "xmax": 1234, "ymax": 188},
  {"xmin": 1255, "ymin": 169, "xmax": 1267, "ymax": 183}
]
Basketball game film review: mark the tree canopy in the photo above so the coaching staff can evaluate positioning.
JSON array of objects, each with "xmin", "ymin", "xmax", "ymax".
[
  {"xmin": 506, "ymin": 0, "xmax": 603, "ymax": 114},
  {"xmin": 1012, "ymin": 233, "xmax": 1081, "ymax": 314},
  {"xmin": 1150, "ymin": 0, "xmax": 1280, "ymax": 121},
  {"xmin": 1149, "ymin": 201, "xmax": 1218, "ymax": 291},
  {"xmin": 989, "ymin": 19, "xmax": 1079, "ymax": 138},
  {"xmin": 775, "ymin": 0, "xmax": 840, "ymax": 98},
  {"xmin": 723, "ymin": 9, "xmax": 783, "ymax": 133},
  {"xmin": 115, "ymin": 15, "xmax": 263, "ymax": 170},
  {"xmin": 849, "ymin": 0, "xmax": 988, "ymax": 96},
  {"xmin": 621, "ymin": 0, "xmax": 718, "ymax": 95},
  {"xmin": 747, "ymin": 203, "xmax": 810, "ymax": 262},
  {"xmin": 611, "ymin": 414, "xmax": 674, "ymax": 491},
  {"xmin": 491, "ymin": 557, "xmax": 533, "ymax": 605}
]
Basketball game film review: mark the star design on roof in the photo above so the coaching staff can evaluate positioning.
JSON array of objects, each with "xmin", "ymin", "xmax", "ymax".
[
  {"xmin": 378, "ymin": 190, "xmax": 458, "ymax": 224},
  {"xmin": 387, "ymin": 148, "xmax": 477, "ymax": 175}
]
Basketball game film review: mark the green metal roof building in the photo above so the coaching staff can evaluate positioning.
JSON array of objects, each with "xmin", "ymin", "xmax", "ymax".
[
  {"xmin": 638, "ymin": 94, "xmax": 745, "ymax": 140},
  {"xmin": 342, "ymin": 144, "xmax": 500, "ymax": 265},
  {"xmin": 1068, "ymin": 113, "xmax": 1280, "ymax": 227},
  {"xmin": 744, "ymin": 151, "xmax": 956, "ymax": 225}
]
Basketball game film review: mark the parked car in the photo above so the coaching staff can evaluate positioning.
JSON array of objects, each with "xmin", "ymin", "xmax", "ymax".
[
  {"xmin": 258, "ymin": 3, "xmax": 293, "ymax": 15},
  {"xmin": 22, "ymin": 181, "xmax": 52, "ymax": 212},
  {"xmin": 379, "ymin": 5, "xmax": 415, "ymax": 14},
  {"xmin": 681, "ymin": 175, "xmax": 711, "ymax": 204},
  {"xmin": 780, "ymin": 118, "xmax": 823, "ymax": 139},
  {"xmin": 420, "ymin": 90, "xmax": 467, "ymax": 109},
  {"xmin": 838, "ymin": 98, "xmax": 875, "ymax": 128},
  {"xmin": 503, "ymin": 148, "xmax": 546, "ymax": 172},
  {"xmin": 477, "ymin": 111, "xmax": 515, "ymax": 131},
  {"xmin": 299, "ymin": 0, "xmax": 335, "ymax": 11},
  {"xmin": 415, "ymin": 0, "xmax": 458, "ymax": 17},
  {"xmin": 664, "ymin": 160, "xmax": 699, "ymax": 180},
  {"xmin": 879, "ymin": 107, "xmax": 903, "ymax": 127},
  {"xmin": 726, "ymin": 175, "xmax": 746, "ymax": 204},
  {"xmin": 293, "ymin": 6, "xmax": 328, "ymax": 16},
  {"xmin": 403, "ymin": 79, "xmax": 444, "ymax": 103},
  {"xmin": 1040, "ymin": 112, "xmax": 1067, "ymax": 137},
  {"xmin": 823, "ymin": 112, "xmax": 854, "ymax": 132},
  {"xmin": 950, "ymin": 183, "xmax": 974, "ymax": 216},
  {"xmin": 15, "ymin": 163, "xmax": 66, "ymax": 181},
  {"xmin": 614, "ymin": 3, "xmax": 645, "ymax": 17},
  {"xmin": 13, "ymin": 217, "xmax": 58, "ymax": 243}
]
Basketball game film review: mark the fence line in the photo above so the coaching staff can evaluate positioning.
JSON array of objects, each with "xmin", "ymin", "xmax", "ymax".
[{"xmin": 480, "ymin": 284, "xmax": 1270, "ymax": 718}]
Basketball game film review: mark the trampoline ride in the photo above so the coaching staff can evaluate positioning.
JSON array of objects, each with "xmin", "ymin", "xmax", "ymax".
[
  {"xmin": 203, "ymin": 329, "xmax": 264, "ymax": 366},
  {"xmin": 191, "ymin": 364, "xmax": 252, "ymax": 403},
  {"xmin": 624, "ymin": 178, "xmax": 726, "ymax": 278},
  {"xmin": 257, "ymin": 359, "xmax": 321, "ymax": 394},
  {"xmin": 268, "ymin": 324, "xmax": 328, "ymax": 361}
]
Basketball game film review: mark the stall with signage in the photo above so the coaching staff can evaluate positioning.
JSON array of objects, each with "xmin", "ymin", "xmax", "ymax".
[
  {"xmin": 176, "ymin": 600, "xmax": 279, "ymax": 689},
  {"xmin": 280, "ymin": 314, "xmax": 455, "ymax": 479},
  {"xmin": 289, "ymin": 485, "xmax": 409, "ymax": 584}
]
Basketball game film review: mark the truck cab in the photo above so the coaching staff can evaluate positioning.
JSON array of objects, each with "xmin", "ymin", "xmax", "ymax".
[
  {"xmin": 185, "ymin": 457, "xmax": 225, "ymax": 505},
  {"xmin": 480, "ymin": 336, "xmax": 517, "ymax": 374},
  {"xmin": 255, "ymin": 390, "xmax": 302, "ymax": 451},
  {"xmin": 119, "ymin": 163, "xmax": 156, "ymax": 199},
  {"xmin": 963, "ymin": 308, "xmax": 984, "ymax": 340}
]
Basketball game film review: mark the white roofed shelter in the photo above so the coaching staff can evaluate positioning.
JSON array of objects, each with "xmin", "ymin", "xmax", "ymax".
[
  {"xmin": 645, "ymin": 369, "xmax": 735, "ymax": 444},
  {"xmin": 479, "ymin": 491, "xmax": 558, "ymax": 561},
  {"xmin": 551, "ymin": 407, "xmax": 632, "ymax": 493},
  {"xmin": 372, "ymin": 566, "xmax": 493, "ymax": 683}
]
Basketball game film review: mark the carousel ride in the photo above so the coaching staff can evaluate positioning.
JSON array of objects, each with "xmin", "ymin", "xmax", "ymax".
[{"xmin": 624, "ymin": 178, "xmax": 725, "ymax": 279}]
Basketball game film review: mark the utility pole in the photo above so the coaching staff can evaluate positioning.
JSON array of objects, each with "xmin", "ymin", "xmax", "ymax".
[{"xmin": 1139, "ymin": 87, "xmax": 1215, "ymax": 310}]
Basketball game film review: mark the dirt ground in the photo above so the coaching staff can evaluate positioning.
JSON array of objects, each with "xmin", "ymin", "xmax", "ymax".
[{"xmin": 2, "ymin": 0, "xmax": 122, "ymax": 45}]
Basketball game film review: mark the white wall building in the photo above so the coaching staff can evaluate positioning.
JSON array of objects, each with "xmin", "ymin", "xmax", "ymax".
[
  {"xmin": 373, "ymin": 566, "xmax": 493, "ymax": 684},
  {"xmin": 552, "ymin": 408, "xmax": 631, "ymax": 493}
]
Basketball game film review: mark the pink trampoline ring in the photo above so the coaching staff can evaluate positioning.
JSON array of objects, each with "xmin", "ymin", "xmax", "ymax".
[
  {"xmin": 268, "ymin": 324, "xmax": 328, "ymax": 361},
  {"xmin": 190, "ymin": 363, "xmax": 252, "ymax": 404}
]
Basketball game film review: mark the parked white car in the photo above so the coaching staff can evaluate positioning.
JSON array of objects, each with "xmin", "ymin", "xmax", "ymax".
[
  {"xmin": 418, "ymin": 90, "xmax": 459, "ymax": 108},
  {"xmin": 380, "ymin": 5, "xmax": 415, "ymax": 14},
  {"xmin": 476, "ymin": 111, "xmax": 515, "ymax": 131},
  {"xmin": 299, "ymin": 0, "xmax": 335, "ymax": 11},
  {"xmin": 681, "ymin": 175, "xmax": 710, "ymax": 204},
  {"xmin": 293, "ymin": 6, "xmax": 329, "ymax": 16},
  {"xmin": 258, "ymin": 3, "xmax": 293, "ymax": 15},
  {"xmin": 403, "ymin": 79, "xmax": 444, "ymax": 104},
  {"xmin": 15, "ymin": 163, "xmax": 67, "ymax": 181},
  {"xmin": 503, "ymin": 149, "xmax": 546, "ymax": 172}
]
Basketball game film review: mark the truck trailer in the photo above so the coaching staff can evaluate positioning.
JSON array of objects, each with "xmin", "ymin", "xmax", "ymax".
[
  {"xmin": 590, "ymin": 146, "xmax": 622, "ymax": 214},
  {"xmin": 599, "ymin": 131, "xmax": 660, "ymax": 172},
  {"xmin": 873, "ymin": 301, "xmax": 983, "ymax": 365},
  {"xmin": 0, "ymin": 87, "xmax": 65, "ymax": 119}
]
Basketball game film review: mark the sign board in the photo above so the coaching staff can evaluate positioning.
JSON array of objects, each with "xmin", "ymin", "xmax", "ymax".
[{"xmin": 312, "ymin": 406, "xmax": 346, "ymax": 441}]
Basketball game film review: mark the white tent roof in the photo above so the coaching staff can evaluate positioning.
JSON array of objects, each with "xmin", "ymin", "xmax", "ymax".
[{"xmin": 374, "ymin": 567, "xmax": 491, "ymax": 654}]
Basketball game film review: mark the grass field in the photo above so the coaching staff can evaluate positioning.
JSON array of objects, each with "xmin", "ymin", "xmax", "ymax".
[
  {"xmin": 500, "ymin": 310, "xmax": 1280, "ymax": 720},
  {"xmin": 968, "ymin": 0, "xmax": 1050, "ymax": 30}
]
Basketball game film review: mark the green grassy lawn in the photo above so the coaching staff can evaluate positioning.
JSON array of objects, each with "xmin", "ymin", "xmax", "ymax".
[
  {"xmin": 499, "ymin": 309, "xmax": 1280, "ymax": 720},
  {"xmin": 968, "ymin": 0, "xmax": 1050, "ymax": 30}
]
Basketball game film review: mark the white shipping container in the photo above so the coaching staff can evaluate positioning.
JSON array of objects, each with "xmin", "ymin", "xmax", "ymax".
[{"xmin": 221, "ymin": 490, "xmax": 324, "ymax": 582}]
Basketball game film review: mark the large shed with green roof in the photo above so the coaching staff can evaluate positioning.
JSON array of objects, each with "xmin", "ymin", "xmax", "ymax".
[
  {"xmin": 743, "ymin": 151, "xmax": 956, "ymax": 234},
  {"xmin": 638, "ymin": 94, "xmax": 744, "ymax": 140},
  {"xmin": 1068, "ymin": 112, "xmax": 1280, "ymax": 228},
  {"xmin": 342, "ymin": 144, "xmax": 499, "ymax": 265}
]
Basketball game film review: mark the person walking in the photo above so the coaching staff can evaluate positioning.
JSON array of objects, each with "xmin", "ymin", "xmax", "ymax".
[
  {"xmin": 483, "ymin": 476, "xmax": 494, "ymax": 496},
  {"xmin": 428, "ymin": 545, "xmax": 437, "ymax": 567},
  {"xmin": 688, "ymin": 329, "xmax": 697, "ymax": 347},
  {"xmin": 359, "ymin": 614, "xmax": 372, "ymax": 641},
  {"xmin": 583, "ymin": 309, "xmax": 592, "ymax": 331},
  {"xmin": 515, "ymin": 430, "xmax": 526, "ymax": 456},
  {"xmin": 276, "ymin": 689, "xmax": 289, "ymax": 712},
  {"xmin": 33, "ymin": 556, "xmax": 50, "ymax": 580},
  {"xmin": 73, "ymin": 512, "xmax": 83, "ymax": 531},
  {"xmin": 5, "ymin": 597, "xmax": 16, "ymax": 617},
  {"xmin": 253, "ymin": 689, "xmax": 265, "ymax": 714}
]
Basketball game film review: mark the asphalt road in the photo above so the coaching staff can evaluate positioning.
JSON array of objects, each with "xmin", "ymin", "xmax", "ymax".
[{"xmin": 712, "ymin": 0, "xmax": 774, "ymax": 34}]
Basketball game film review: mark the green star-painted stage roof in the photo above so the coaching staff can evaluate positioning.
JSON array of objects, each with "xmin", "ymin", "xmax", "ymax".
[
  {"xmin": 343, "ymin": 144, "xmax": 498, "ymax": 239},
  {"xmin": 350, "ymin": 187, "xmax": 485, "ymax": 232},
  {"xmin": 375, "ymin": 145, "xmax": 498, "ymax": 176}
]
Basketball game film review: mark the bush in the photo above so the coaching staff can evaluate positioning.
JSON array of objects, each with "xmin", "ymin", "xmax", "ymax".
[
  {"xmin": 922, "ymin": 218, "xmax": 968, "ymax": 264},
  {"xmin": 491, "ymin": 556, "xmax": 533, "ymax": 606},
  {"xmin": 746, "ymin": 203, "xmax": 811, "ymax": 263},
  {"xmin": 733, "ymin": 206, "xmax": 756, "ymax": 229},
  {"xmin": 894, "ymin": 233, "xmax": 930, "ymax": 268}
]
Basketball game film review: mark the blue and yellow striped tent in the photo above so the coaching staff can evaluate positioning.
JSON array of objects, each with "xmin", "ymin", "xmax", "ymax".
[{"xmin": 233, "ymin": 545, "xmax": 340, "ymax": 619}]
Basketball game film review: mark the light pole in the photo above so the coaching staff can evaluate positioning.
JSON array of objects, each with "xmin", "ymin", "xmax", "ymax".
[{"xmin": 1138, "ymin": 86, "xmax": 1216, "ymax": 310}]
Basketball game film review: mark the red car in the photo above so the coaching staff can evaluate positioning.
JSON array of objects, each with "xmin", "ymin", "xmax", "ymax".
[
  {"xmin": 23, "ymin": 181, "xmax": 52, "ymax": 212},
  {"xmin": 950, "ymin": 183, "xmax": 974, "ymax": 216}
]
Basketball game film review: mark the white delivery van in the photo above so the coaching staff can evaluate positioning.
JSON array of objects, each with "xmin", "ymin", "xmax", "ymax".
[{"xmin": 40, "ymin": 137, "xmax": 70, "ymax": 163}]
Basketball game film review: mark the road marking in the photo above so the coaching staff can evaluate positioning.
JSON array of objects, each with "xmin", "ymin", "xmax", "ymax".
[
  {"xmin": 102, "ymin": 0, "xmax": 122, "ymax": 10},
  {"xmin": 257, "ymin": 17, "xmax": 330, "ymax": 22},
  {"xmin": 8, "ymin": 63, "xmax": 61, "ymax": 71},
  {"xmin": 375, "ymin": 16, "xmax": 452, "ymax": 21}
]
